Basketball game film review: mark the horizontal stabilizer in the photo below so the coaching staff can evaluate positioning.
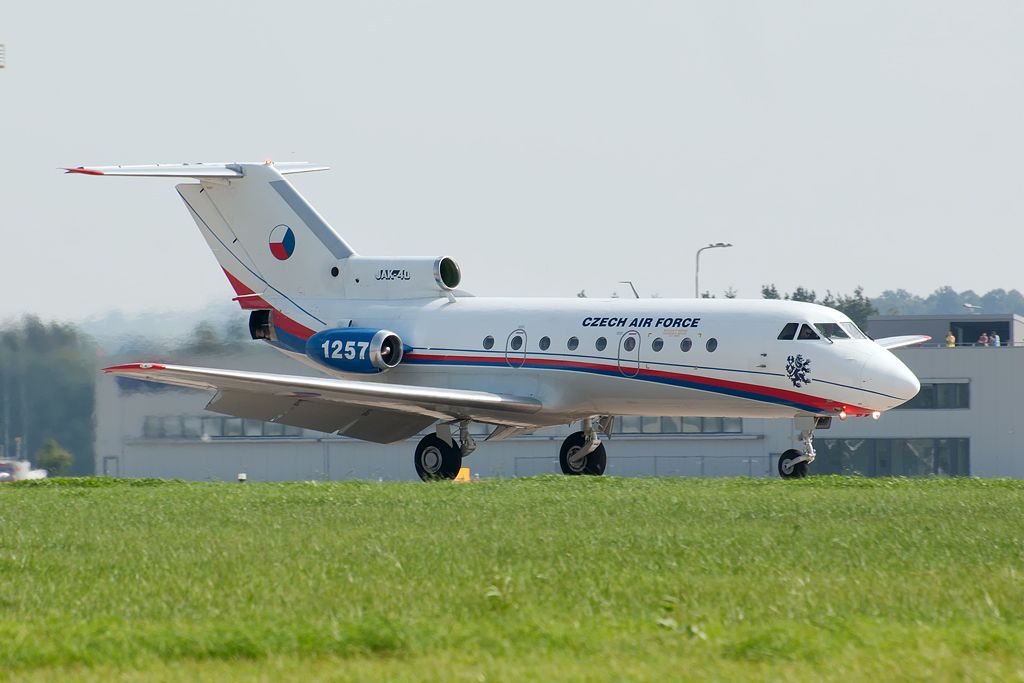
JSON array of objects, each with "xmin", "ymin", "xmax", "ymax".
[
  {"xmin": 875, "ymin": 335, "xmax": 931, "ymax": 350},
  {"xmin": 64, "ymin": 162, "xmax": 329, "ymax": 178}
]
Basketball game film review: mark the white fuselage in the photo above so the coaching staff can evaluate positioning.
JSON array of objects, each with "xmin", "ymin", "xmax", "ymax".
[{"xmin": 270, "ymin": 296, "xmax": 920, "ymax": 429}]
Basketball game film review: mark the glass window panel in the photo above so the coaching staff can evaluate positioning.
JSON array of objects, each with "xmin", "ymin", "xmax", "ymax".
[
  {"xmin": 652, "ymin": 338, "xmax": 664, "ymax": 352},
  {"xmin": 202, "ymin": 417, "xmax": 223, "ymax": 437},
  {"xmin": 660, "ymin": 416, "xmax": 683, "ymax": 433},
  {"xmin": 539, "ymin": 336, "xmax": 550, "ymax": 351},
  {"xmin": 680, "ymin": 338, "xmax": 692, "ymax": 352},
  {"xmin": 619, "ymin": 416, "xmax": 642, "ymax": 433},
  {"xmin": 642, "ymin": 416, "xmax": 660, "ymax": 433},
  {"xmin": 161, "ymin": 416, "xmax": 183, "ymax": 438},
  {"xmin": 143, "ymin": 416, "xmax": 162, "ymax": 438},
  {"xmin": 815, "ymin": 322, "xmax": 850, "ymax": 340},
  {"xmin": 722, "ymin": 417, "xmax": 743, "ymax": 433},
  {"xmin": 778, "ymin": 323, "xmax": 798, "ymax": 340},
  {"xmin": 567, "ymin": 337, "xmax": 579, "ymax": 351},
  {"xmin": 224, "ymin": 418, "xmax": 243, "ymax": 437},
  {"xmin": 263, "ymin": 421, "xmax": 285, "ymax": 437},
  {"xmin": 284, "ymin": 425, "xmax": 303, "ymax": 437},
  {"xmin": 596, "ymin": 337, "xmax": 607, "ymax": 351},
  {"xmin": 243, "ymin": 420, "xmax": 264, "ymax": 437},
  {"xmin": 846, "ymin": 439, "xmax": 876, "ymax": 476},
  {"xmin": 798, "ymin": 324, "xmax": 820, "ymax": 340},
  {"xmin": 482, "ymin": 336, "xmax": 494, "ymax": 350},
  {"xmin": 182, "ymin": 417, "xmax": 202, "ymax": 438},
  {"xmin": 702, "ymin": 417, "xmax": 723, "ymax": 433},
  {"xmin": 682, "ymin": 417, "xmax": 702, "ymax": 433},
  {"xmin": 706, "ymin": 338, "xmax": 718, "ymax": 352}
]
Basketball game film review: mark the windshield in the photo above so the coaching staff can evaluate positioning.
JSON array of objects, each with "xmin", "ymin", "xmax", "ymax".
[
  {"xmin": 815, "ymin": 322, "xmax": 850, "ymax": 340},
  {"xmin": 840, "ymin": 322, "xmax": 868, "ymax": 339}
]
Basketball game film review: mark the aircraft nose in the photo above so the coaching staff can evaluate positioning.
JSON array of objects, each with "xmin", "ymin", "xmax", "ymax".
[{"xmin": 861, "ymin": 351, "xmax": 920, "ymax": 406}]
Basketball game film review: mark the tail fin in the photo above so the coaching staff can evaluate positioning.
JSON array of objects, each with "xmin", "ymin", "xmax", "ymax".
[{"xmin": 66, "ymin": 162, "xmax": 354, "ymax": 307}]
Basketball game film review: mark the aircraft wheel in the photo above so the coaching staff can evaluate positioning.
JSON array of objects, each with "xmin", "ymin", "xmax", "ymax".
[
  {"xmin": 559, "ymin": 431, "xmax": 607, "ymax": 476},
  {"xmin": 414, "ymin": 434, "xmax": 462, "ymax": 481},
  {"xmin": 778, "ymin": 449, "xmax": 809, "ymax": 479}
]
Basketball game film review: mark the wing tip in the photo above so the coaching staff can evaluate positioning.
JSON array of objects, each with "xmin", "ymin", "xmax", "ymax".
[
  {"xmin": 103, "ymin": 362, "xmax": 167, "ymax": 373},
  {"xmin": 64, "ymin": 167, "xmax": 105, "ymax": 176}
]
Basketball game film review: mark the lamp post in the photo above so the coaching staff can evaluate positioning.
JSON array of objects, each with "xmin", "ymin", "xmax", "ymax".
[{"xmin": 694, "ymin": 242, "xmax": 733, "ymax": 298}]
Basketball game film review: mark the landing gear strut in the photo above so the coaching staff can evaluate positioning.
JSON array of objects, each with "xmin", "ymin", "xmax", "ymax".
[
  {"xmin": 559, "ymin": 418, "xmax": 607, "ymax": 475},
  {"xmin": 778, "ymin": 416, "xmax": 823, "ymax": 479}
]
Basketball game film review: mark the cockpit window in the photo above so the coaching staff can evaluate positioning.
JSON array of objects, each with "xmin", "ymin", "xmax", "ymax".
[
  {"xmin": 777, "ymin": 323, "xmax": 798, "ymax": 340},
  {"xmin": 840, "ymin": 322, "xmax": 868, "ymax": 339},
  {"xmin": 815, "ymin": 322, "xmax": 851, "ymax": 340},
  {"xmin": 797, "ymin": 324, "xmax": 820, "ymax": 340}
]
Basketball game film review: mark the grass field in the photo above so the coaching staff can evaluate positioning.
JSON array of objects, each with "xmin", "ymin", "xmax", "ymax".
[{"xmin": 0, "ymin": 476, "xmax": 1022, "ymax": 681}]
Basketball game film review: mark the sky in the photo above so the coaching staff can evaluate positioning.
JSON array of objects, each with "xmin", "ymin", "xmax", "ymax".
[{"xmin": 2, "ymin": 1, "xmax": 1023, "ymax": 321}]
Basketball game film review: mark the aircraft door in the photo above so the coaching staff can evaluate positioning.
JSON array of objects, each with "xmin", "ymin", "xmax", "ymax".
[
  {"xmin": 618, "ymin": 330, "xmax": 641, "ymax": 377},
  {"xmin": 505, "ymin": 329, "xmax": 527, "ymax": 368}
]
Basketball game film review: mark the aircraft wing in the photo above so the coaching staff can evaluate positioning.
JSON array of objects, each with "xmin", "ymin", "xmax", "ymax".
[
  {"xmin": 104, "ymin": 363, "xmax": 543, "ymax": 444},
  {"xmin": 875, "ymin": 335, "xmax": 931, "ymax": 350}
]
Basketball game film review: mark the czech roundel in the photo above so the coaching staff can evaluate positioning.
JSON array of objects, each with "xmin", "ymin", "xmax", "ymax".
[{"xmin": 269, "ymin": 225, "xmax": 295, "ymax": 260}]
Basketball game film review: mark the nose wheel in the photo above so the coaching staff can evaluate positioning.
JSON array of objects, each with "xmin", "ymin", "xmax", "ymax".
[
  {"xmin": 778, "ymin": 449, "xmax": 809, "ymax": 479},
  {"xmin": 778, "ymin": 421, "xmax": 816, "ymax": 479}
]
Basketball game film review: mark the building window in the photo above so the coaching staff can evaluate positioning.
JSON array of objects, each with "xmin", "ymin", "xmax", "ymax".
[
  {"xmin": 613, "ymin": 416, "xmax": 743, "ymax": 435},
  {"xmin": 895, "ymin": 382, "xmax": 969, "ymax": 410},
  {"xmin": 814, "ymin": 438, "xmax": 969, "ymax": 477},
  {"xmin": 143, "ymin": 415, "xmax": 305, "ymax": 439}
]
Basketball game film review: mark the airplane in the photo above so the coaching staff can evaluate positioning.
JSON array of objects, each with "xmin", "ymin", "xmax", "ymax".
[{"xmin": 67, "ymin": 161, "xmax": 926, "ymax": 481}]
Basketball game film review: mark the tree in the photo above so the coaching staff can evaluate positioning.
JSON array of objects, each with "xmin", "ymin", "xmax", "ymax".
[
  {"xmin": 825, "ymin": 287, "xmax": 878, "ymax": 330},
  {"xmin": 724, "ymin": 287, "xmax": 738, "ymax": 299},
  {"xmin": 35, "ymin": 438, "xmax": 72, "ymax": 475},
  {"xmin": 0, "ymin": 316, "xmax": 95, "ymax": 474},
  {"xmin": 761, "ymin": 284, "xmax": 781, "ymax": 300},
  {"xmin": 789, "ymin": 287, "xmax": 817, "ymax": 303}
]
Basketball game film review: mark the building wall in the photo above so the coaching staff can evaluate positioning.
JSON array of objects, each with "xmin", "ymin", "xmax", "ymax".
[{"xmin": 95, "ymin": 344, "xmax": 1024, "ymax": 481}]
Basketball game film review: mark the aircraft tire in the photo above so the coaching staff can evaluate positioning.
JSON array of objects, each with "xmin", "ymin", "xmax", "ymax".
[
  {"xmin": 414, "ymin": 434, "xmax": 462, "ymax": 481},
  {"xmin": 559, "ymin": 431, "xmax": 607, "ymax": 476},
  {"xmin": 778, "ymin": 449, "xmax": 809, "ymax": 479}
]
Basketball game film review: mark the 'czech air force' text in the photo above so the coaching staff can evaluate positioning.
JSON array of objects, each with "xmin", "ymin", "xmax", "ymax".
[{"xmin": 581, "ymin": 316, "xmax": 700, "ymax": 328}]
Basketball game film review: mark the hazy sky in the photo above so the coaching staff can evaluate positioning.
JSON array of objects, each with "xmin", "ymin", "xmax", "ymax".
[{"xmin": 3, "ymin": 1, "xmax": 1023, "ymax": 321}]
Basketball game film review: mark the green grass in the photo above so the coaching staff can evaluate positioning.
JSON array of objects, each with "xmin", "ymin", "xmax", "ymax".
[{"xmin": 0, "ymin": 476, "xmax": 1023, "ymax": 681}]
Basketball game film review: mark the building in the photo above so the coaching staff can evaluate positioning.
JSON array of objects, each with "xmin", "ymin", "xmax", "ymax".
[{"xmin": 94, "ymin": 316, "xmax": 1024, "ymax": 480}]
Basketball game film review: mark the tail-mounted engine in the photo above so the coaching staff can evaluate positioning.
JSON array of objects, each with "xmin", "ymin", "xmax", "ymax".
[
  {"xmin": 336, "ymin": 256, "xmax": 462, "ymax": 299},
  {"xmin": 305, "ymin": 328, "xmax": 404, "ymax": 374}
]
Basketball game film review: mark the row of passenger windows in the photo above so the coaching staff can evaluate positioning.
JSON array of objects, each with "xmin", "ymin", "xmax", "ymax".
[
  {"xmin": 482, "ymin": 335, "xmax": 719, "ymax": 353},
  {"xmin": 777, "ymin": 321, "xmax": 867, "ymax": 341}
]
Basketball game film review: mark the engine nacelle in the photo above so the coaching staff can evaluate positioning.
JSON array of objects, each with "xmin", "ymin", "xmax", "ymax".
[
  {"xmin": 305, "ymin": 328, "xmax": 404, "ymax": 374},
  {"xmin": 338, "ymin": 256, "xmax": 462, "ymax": 299}
]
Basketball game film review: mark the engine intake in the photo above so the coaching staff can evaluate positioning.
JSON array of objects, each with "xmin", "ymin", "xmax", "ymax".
[{"xmin": 306, "ymin": 328, "xmax": 404, "ymax": 374}]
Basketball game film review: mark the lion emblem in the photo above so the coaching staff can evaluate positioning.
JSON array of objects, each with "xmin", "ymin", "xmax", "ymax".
[{"xmin": 785, "ymin": 354, "xmax": 812, "ymax": 387}]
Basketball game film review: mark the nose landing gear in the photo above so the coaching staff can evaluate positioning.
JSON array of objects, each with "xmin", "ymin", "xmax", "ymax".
[{"xmin": 778, "ymin": 416, "xmax": 828, "ymax": 479}]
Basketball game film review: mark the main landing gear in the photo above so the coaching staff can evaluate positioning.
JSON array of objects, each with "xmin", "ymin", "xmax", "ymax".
[
  {"xmin": 558, "ymin": 417, "xmax": 612, "ymax": 476},
  {"xmin": 778, "ymin": 416, "xmax": 829, "ymax": 479},
  {"xmin": 414, "ymin": 422, "xmax": 477, "ymax": 481}
]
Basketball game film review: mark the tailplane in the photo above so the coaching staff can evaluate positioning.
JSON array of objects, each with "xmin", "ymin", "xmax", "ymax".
[{"xmin": 65, "ymin": 162, "xmax": 353, "ymax": 306}]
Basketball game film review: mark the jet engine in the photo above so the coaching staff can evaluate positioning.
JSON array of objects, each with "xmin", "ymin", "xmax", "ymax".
[{"xmin": 305, "ymin": 328, "xmax": 404, "ymax": 374}]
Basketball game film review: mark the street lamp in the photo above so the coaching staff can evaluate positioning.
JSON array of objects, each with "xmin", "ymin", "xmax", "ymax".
[{"xmin": 694, "ymin": 242, "xmax": 733, "ymax": 298}]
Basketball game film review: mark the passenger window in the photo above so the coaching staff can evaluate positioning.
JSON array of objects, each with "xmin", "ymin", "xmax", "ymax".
[
  {"xmin": 483, "ymin": 335, "xmax": 494, "ymax": 350},
  {"xmin": 652, "ymin": 338, "xmax": 664, "ymax": 352},
  {"xmin": 596, "ymin": 337, "xmax": 607, "ymax": 351},
  {"xmin": 539, "ymin": 336, "xmax": 550, "ymax": 351},
  {"xmin": 567, "ymin": 336, "xmax": 579, "ymax": 351},
  {"xmin": 624, "ymin": 337, "xmax": 637, "ymax": 352},
  {"xmin": 778, "ymin": 323, "xmax": 798, "ymax": 340},
  {"xmin": 510, "ymin": 335, "xmax": 523, "ymax": 350},
  {"xmin": 680, "ymin": 338, "xmax": 692, "ymax": 352},
  {"xmin": 798, "ymin": 324, "xmax": 820, "ymax": 340},
  {"xmin": 706, "ymin": 338, "xmax": 718, "ymax": 352}
]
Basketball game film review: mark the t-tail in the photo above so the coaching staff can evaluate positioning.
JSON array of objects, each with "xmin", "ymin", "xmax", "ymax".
[{"xmin": 66, "ymin": 162, "xmax": 465, "ymax": 344}]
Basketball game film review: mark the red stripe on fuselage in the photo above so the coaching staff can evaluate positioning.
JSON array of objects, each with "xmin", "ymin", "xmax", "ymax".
[
  {"xmin": 221, "ymin": 269, "xmax": 315, "ymax": 340},
  {"xmin": 404, "ymin": 352, "xmax": 870, "ymax": 415}
]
